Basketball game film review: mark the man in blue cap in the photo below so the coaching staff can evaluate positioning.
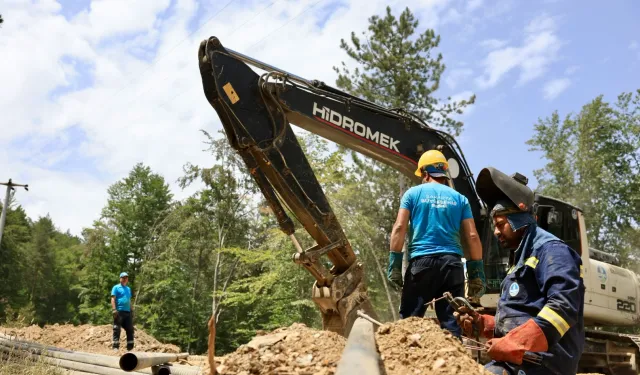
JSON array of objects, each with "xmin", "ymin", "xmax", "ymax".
[
  {"xmin": 111, "ymin": 272, "xmax": 135, "ymax": 351},
  {"xmin": 455, "ymin": 167, "xmax": 584, "ymax": 375}
]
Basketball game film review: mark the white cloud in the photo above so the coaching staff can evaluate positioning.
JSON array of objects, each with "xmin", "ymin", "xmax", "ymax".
[
  {"xmin": 0, "ymin": 0, "xmax": 455, "ymax": 234},
  {"xmin": 525, "ymin": 13, "xmax": 556, "ymax": 34},
  {"xmin": 467, "ymin": 0, "xmax": 484, "ymax": 12},
  {"xmin": 445, "ymin": 68, "xmax": 474, "ymax": 89},
  {"xmin": 543, "ymin": 78, "xmax": 571, "ymax": 100},
  {"xmin": 441, "ymin": 8, "xmax": 463, "ymax": 24},
  {"xmin": 475, "ymin": 14, "xmax": 562, "ymax": 89},
  {"xmin": 480, "ymin": 38, "xmax": 508, "ymax": 50},
  {"xmin": 565, "ymin": 65, "xmax": 580, "ymax": 75}
]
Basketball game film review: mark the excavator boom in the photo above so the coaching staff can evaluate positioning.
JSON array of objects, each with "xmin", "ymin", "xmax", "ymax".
[{"xmin": 197, "ymin": 36, "xmax": 489, "ymax": 336}]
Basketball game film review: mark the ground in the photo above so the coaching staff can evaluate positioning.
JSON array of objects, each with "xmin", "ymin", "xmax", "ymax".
[
  {"xmin": 1, "ymin": 323, "xmax": 180, "ymax": 356},
  {"xmin": 0, "ymin": 322, "xmax": 606, "ymax": 375}
]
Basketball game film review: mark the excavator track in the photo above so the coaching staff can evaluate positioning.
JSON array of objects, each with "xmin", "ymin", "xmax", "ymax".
[{"xmin": 579, "ymin": 329, "xmax": 640, "ymax": 375}]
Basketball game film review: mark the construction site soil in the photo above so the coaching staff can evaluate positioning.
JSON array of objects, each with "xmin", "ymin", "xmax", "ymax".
[
  {"xmin": 214, "ymin": 323, "xmax": 345, "ymax": 375},
  {"xmin": 0, "ymin": 323, "xmax": 180, "ymax": 356},
  {"xmin": 213, "ymin": 318, "xmax": 493, "ymax": 375},
  {"xmin": 376, "ymin": 317, "xmax": 491, "ymax": 375},
  {"xmin": 1, "ymin": 322, "xmax": 606, "ymax": 375}
]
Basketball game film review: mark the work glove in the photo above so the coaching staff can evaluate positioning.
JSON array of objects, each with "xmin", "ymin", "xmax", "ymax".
[
  {"xmin": 453, "ymin": 307, "xmax": 495, "ymax": 339},
  {"xmin": 486, "ymin": 319, "xmax": 548, "ymax": 365},
  {"xmin": 112, "ymin": 309, "xmax": 119, "ymax": 320},
  {"xmin": 466, "ymin": 259, "xmax": 486, "ymax": 298},
  {"xmin": 387, "ymin": 251, "xmax": 404, "ymax": 289}
]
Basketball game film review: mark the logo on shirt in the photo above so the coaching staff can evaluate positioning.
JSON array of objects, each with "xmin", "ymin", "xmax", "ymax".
[
  {"xmin": 509, "ymin": 282, "xmax": 520, "ymax": 297},
  {"xmin": 419, "ymin": 195, "xmax": 458, "ymax": 209}
]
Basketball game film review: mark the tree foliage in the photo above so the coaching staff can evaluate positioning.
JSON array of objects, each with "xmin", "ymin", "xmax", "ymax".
[
  {"xmin": 527, "ymin": 90, "xmax": 640, "ymax": 258},
  {"xmin": 101, "ymin": 163, "xmax": 173, "ymax": 282},
  {"xmin": 334, "ymin": 6, "xmax": 475, "ymax": 136}
]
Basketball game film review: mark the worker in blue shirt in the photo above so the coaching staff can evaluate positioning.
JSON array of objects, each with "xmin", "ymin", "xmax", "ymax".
[
  {"xmin": 455, "ymin": 167, "xmax": 585, "ymax": 375},
  {"xmin": 111, "ymin": 272, "xmax": 135, "ymax": 351},
  {"xmin": 388, "ymin": 150, "xmax": 486, "ymax": 338}
]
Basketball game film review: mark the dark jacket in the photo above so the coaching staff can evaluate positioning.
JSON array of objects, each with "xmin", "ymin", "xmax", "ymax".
[{"xmin": 494, "ymin": 223, "xmax": 585, "ymax": 375}]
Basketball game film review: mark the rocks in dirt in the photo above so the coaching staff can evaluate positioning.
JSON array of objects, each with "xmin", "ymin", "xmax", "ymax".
[
  {"xmin": 376, "ymin": 317, "xmax": 492, "ymax": 375},
  {"xmin": 215, "ymin": 323, "xmax": 345, "ymax": 375},
  {"xmin": 1, "ymin": 324, "xmax": 180, "ymax": 356},
  {"xmin": 246, "ymin": 332, "xmax": 287, "ymax": 350}
]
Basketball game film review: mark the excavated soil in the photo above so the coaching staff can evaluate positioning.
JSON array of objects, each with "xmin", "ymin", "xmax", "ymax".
[
  {"xmin": 0, "ymin": 324, "xmax": 180, "ymax": 356},
  {"xmin": 214, "ymin": 323, "xmax": 346, "ymax": 375},
  {"xmin": 376, "ymin": 317, "xmax": 492, "ymax": 375}
]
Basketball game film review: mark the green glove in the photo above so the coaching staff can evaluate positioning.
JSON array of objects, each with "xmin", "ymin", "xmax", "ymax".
[
  {"xmin": 387, "ymin": 251, "xmax": 404, "ymax": 288},
  {"xmin": 466, "ymin": 259, "xmax": 486, "ymax": 298}
]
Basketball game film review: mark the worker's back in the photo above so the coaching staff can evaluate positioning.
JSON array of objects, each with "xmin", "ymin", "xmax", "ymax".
[{"xmin": 400, "ymin": 182, "xmax": 472, "ymax": 259}]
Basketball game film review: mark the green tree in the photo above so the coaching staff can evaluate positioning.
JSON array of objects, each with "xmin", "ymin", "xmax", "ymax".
[
  {"xmin": 77, "ymin": 164, "xmax": 172, "ymax": 323},
  {"xmin": 0, "ymin": 201, "xmax": 32, "ymax": 323},
  {"xmin": 330, "ymin": 7, "xmax": 479, "ymax": 321},
  {"xmin": 76, "ymin": 223, "xmax": 117, "ymax": 323},
  {"xmin": 22, "ymin": 217, "xmax": 83, "ymax": 324},
  {"xmin": 101, "ymin": 163, "xmax": 173, "ymax": 281},
  {"xmin": 133, "ymin": 131, "xmax": 258, "ymax": 354},
  {"xmin": 334, "ymin": 6, "xmax": 475, "ymax": 136},
  {"xmin": 527, "ymin": 90, "xmax": 640, "ymax": 258}
]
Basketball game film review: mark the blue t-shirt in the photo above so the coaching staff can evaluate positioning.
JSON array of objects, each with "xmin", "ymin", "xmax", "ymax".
[
  {"xmin": 400, "ymin": 182, "xmax": 473, "ymax": 258},
  {"xmin": 111, "ymin": 284, "xmax": 132, "ymax": 312}
]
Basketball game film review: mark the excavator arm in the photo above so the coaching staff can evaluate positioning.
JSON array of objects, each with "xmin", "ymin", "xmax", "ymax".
[{"xmin": 197, "ymin": 36, "xmax": 490, "ymax": 336}]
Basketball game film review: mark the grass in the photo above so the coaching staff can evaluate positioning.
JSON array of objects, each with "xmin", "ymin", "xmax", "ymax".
[{"xmin": 0, "ymin": 350, "xmax": 67, "ymax": 375}]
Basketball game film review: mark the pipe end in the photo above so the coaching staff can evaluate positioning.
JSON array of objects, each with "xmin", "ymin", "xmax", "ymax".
[{"xmin": 119, "ymin": 352, "xmax": 139, "ymax": 371}]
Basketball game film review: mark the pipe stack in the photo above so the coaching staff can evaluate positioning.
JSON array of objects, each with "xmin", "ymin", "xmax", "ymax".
[{"xmin": 0, "ymin": 333, "xmax": 202, "ymax": 375}]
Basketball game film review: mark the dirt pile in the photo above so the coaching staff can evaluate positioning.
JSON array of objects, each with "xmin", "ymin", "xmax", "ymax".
[
  {"xmin": 214, "ymin": 323, "xmax": 345, "ymax": 375},
  {"xmin": 376, "ymin": 317, "xmax": 492, "ymax": 375},
  {"xmin": 1, "ymin": 324, "xmax": 180, "ymax": 356}
]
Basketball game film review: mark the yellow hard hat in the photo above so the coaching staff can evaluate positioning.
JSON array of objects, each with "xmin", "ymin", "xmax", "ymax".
[{"xmin": 415, "ymin": 150, "xmax": 449, "ymax": 178}]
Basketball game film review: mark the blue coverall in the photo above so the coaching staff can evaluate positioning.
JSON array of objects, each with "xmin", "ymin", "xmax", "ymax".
[{"xmin": 485, "ymin": 223, "xmax": 585, "ymax": 375}]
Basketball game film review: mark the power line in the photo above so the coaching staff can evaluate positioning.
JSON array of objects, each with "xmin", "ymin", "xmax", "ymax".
[
  {"xmin": 86, "ymin": 0, "xmax": 236, "ymax": 120},
  {"xmin": 245, "ymin": 0, "xmax": 324, "ymax": 52},
  {"xmin": 110, "ymin": 0, "xmax": 283, "ymax": 120},
  {"xmin": 101, "ymin": 0, "xmax": 322, "ymax": 127}
]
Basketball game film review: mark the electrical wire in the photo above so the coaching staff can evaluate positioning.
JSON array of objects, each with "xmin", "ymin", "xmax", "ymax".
[
  {"xmin": 97, "ymin": 0, "xmax": 288, "ymax": 130},
  {"xmin": 82, "ymin": 0, "xmax": 236, "ymax": 124},
  {"xmin": 245, "ymin": 0, "xmax": 324, "ymax": 51}
]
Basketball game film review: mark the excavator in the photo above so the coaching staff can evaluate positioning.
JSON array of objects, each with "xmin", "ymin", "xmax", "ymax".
[{"xmin": 197, "ymin": 36, "xmax": 640, "ymax": 374}]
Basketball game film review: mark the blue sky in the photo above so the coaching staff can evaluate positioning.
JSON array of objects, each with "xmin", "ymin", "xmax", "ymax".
[{"xmin": 1, "ymin": 0, "xmax": 639, "ymax": 234}]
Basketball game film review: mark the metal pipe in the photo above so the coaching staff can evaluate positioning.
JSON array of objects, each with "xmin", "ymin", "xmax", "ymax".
[
  {"xmin": 0, "ymin": 345, "xmax": 133, "ymax": 375},
  {"xmin": 0, "ymin": 333, "xmax": 75, "ymax": 352},
  {"xmin": 119, "ymin": 352, "xmax": 189, "ymax": 372},
  {"xmin": 335, "ymin": 317, "xmax": 382, "ymax": 375},
  {"xmin": 0, "ymin": 338, "xmax": 201, "ymax": 375}
]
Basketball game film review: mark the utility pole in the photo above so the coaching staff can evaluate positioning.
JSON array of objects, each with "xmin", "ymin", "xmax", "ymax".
[{"xmin": 0, "ymin": 179, "xmax": 29, "ymax": 246}]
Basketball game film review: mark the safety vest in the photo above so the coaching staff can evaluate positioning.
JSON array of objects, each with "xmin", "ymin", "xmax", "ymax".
[{"xmin": 494, "ymin": 224, "xmax": 585, "ymax": 375}]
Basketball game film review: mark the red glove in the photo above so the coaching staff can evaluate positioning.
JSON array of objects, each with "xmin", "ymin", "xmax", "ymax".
[
  {"xmin": 487, "ymin": 319, "xmax": 548, "ymax": 365},
  {"xmin": 454, "ymin": 310, "xmax": 495, "ymax": 339}
]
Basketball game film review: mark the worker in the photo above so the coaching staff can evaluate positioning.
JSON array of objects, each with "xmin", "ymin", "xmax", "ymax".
[
  {"xmin": 111, "ymin": 272, "xmax": 135, "ymax": 351},
  {"xmin": 454, "ymin": 167, "xmax": 585, "ymax": 375},
  {"xmin": 387, "ymin": 150, "xmax": 486, "ymax": 338}
]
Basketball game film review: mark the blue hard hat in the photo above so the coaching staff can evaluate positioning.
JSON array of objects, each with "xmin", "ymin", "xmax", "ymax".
[{"xmin": 119, "ymin": 272, "xmax": 129, "ymax": 278}]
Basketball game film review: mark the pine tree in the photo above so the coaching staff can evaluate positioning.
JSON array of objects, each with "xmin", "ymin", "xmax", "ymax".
[{"xmin": 334, "ymin": 6, "xmax": 475, "ymax": 136}]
